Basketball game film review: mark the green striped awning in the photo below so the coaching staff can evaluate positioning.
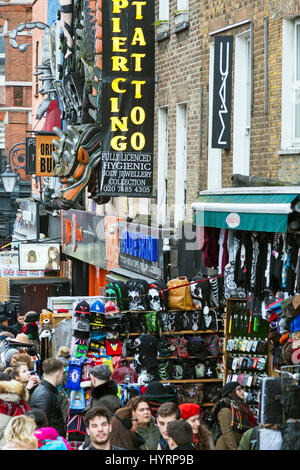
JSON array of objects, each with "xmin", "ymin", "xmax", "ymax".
[{"xmin": 192, "ymin": 190, "xmax": 300, "ymax": 232}]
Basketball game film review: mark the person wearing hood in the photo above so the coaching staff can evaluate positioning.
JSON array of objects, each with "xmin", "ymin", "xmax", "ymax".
[
  {"xmin": 0, "ymin": 372, "xmax": 31, "ymax": 445},
  {"xmin": 127, "ymin": 396, "xmax": 161, "ymax": 450},
  {"xmin": 211, "ymin": 382, "xmax": 257, "ymax": 450}
]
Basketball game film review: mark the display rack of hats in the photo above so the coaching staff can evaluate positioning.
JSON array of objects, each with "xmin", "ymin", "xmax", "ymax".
[
  {"xmin": 64, "ymin": 276, "xmax": 228, "ymax": 443},
  {"xmin": 223, "ymin": 298, "xmax": 271, "ymax": 420},
  {"xmin": 106, "ymin": 276, "xmax": 227, "ymax": 409}
]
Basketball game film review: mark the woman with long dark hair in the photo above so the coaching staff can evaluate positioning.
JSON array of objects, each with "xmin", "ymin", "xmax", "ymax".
[
  {"xmin": 211, "ymin": 382, "xmax": 257, "ymax": 450},
  {"xmin": 110, "ymin": 406, "xmax": 145, "ymax": 450}
]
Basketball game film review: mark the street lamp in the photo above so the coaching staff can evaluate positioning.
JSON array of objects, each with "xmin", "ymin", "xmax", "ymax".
[{"xmin": 1, "ymin": 162, "xmax": 18, "ymax": 193}]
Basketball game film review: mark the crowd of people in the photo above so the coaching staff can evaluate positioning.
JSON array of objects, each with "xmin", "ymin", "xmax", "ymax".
[{"xmin": 0, "ymin": 314, "xmax": 265, "ymax": 452}]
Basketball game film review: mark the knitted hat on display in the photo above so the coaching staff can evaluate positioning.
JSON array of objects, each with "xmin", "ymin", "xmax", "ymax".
[
  {"xmin": 179, "ymin": 403, "xmax": 200, "ymax": 420},
  {"xmin": 221, "ymin": 381, "xmax": 240, "ymax": 398},
  {"xmin": 90, "ymin": 300, "xmax": 105, "ymax": 314},
  {"xmin": 74, "ymin": 301, "xmax": 90, "ymax": 315}
]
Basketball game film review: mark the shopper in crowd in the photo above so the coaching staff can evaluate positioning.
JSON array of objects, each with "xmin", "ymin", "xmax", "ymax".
[
  {"xmin": 156, "ymin": 402, "xmax": 181, "ymax": 450},
  {"xmin": 0, "ymin": 372, "xmax": 30, "ymax": 444},
  {"xmin": 212, "ymin": 382, "xmax": 257, "ymax": 450},
  {"xmin": 9, "ymin": 313, "xmax": 26, "ymax": 337},
  {"xmin": 167, "ymin": 420, "xmax": 195, "ymax": 451},
  {"xmin": 179, "ymin": 403, "xmax": 214, "ymax": 450},
  {"xmin": 29, "ymin": 358, "xmax": 66, "ymax": 437},
  {"xmin": 56, "ymin": 346, "xmax": 70, "ymax": 423},
  {"xmin": 0, "ymin": 316, "xmax": 9, "ymax": 334},
  {"xmin": 10, "ymin": 352, "xmax": 34, "ymax": 370},
  {"xmin": 110, "ymin": 406, "xmax": 145, "ymax": 450},
  {"xmin": 83, "ymin": 406, "xmax": 125, "ymax": 450},
  {"xmin": 127, "ymin": 395, "xmax": 161, "ymax": 450},
  {"xmin": 7, "ymin": 362, "xmax": 40, "ymax": 400},
  {"xmin": 1, "ymin": 415, "xmax": 38, "ymax": 450},
  {"xmin": 4, "ymin": 347, "xmax": 19, "ymax": 368},
  {"xmin": 26, "ymin": 408, "xmax": 71, "ymax": 450},
  {"xmin": 85, "ymin": 364, "xmax": 122, "ymax": 416}
]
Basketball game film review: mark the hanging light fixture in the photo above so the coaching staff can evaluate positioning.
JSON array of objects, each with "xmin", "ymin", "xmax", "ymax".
[{"xmin": 1, "ymin": 163, "xmax": 18, "ymax": 193}]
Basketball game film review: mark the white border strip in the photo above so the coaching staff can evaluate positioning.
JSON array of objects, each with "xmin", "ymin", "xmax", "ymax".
[{"xmin": 191, "ymin": 201, "xmax": 293, "ymax": 214}]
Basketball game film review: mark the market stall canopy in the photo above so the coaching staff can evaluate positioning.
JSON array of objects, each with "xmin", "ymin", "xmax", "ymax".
[{"xmin": 192, "ymin": 187, "xmax": 300, "ymax": 233}]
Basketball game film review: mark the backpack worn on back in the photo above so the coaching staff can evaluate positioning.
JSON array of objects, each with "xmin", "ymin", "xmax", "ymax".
[{"xmin": 39, "ymin": 436, "xmax": 68, "ymax": 450}]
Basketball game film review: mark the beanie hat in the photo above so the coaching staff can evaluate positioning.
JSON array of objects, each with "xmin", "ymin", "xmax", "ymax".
[
  {"xmin": 221, "ymin": 381, "xmax": 240, "ymax": 398},
  {"xmin": 179, "ymin": 403, "xmax": 200, "ymax": 420},
  {"xmin": 74, "ymin": 301, "xmax": 90, "ymax": 315},
  {"xmin": 0, "ymin": 315, "xmax": 7, "ymax": 324},
  {"xmin": 4, "ymin": 348, "xmax": 19, "ymax": 366},
  {"xmin": 290, "ymin": 313, "xmax": 300, "ymax": 334},
  {"xmin": 90, "ymin": 300, "xmax": 105, "ymax": 314},
  {"xmin": 90, "ymin": 364, "xmax": 111, "ymax": 385}
]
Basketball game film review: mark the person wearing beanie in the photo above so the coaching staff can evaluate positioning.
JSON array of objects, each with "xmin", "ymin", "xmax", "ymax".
[
  {"xmin": 82, "ymin": 364, "xmax": 122, "ymax": 449},
  {"xmin": 211, "ymin": 382, "xmax": 257, "ymax": 450},
  {"xmin": 179, "ymin": 403, "xmax": 214, "ymax": 450},
  {"xmin": 4, "ymin": 348, "xmax": 19, "ymax": 369}
]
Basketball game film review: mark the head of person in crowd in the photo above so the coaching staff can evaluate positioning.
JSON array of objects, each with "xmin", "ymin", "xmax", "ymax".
[
  {"xmin": 89, "ymin": 364, "xmax": 112, "ymax": 388},
  {"xmin": 0, "ymin": 315, "xmax": 8, "ymax": 329},
  {"xmin": 110, "ymin": 406, "xmax": 139, "ymax": 450},
  {"xmin": 127, "ymin": 396, "xmax": 152, "ymax": 428},
  {"xmin": 4, "ymin": 348, "xmax": 19, "ymax": 368},
  {"xmin": 26, "ymin": 408, "xmax": 48, "ymax": 429},
  {"xmin": 84, "ymin": 406, "xmax": 113, "ymax": 450},
  {"xmin": 156, "ymin": 402, "xmax": 181, "ymax": 443},
  {"xmin": 179, "ymin": 403, "xmax": 201, "ymax": 435},
  {"xmin": 56, "ymin": 346, "xmax": 70, "ymax": 365},
  {"xmin": 167, "ymin": 420, "xmax": 194, "ymax": 450},
  {"xmin": 17, "ymin": 313, "xmax": 26, "ymax": 327},
  {"xmin": 42, "ymin": 358, "xmax": 64, "ymax": 388},
  {"xmin": 221, "ymin": 381, "xmax": 245, "ymax": 402},
  {"xmin": 1, "ymin": 415, "xmax": 38, "ymax": 450},
  {"xmin": 8, "ymin": 362, "xmax": 40, "ymax": 392},
  {"xmin": 10, "ymin": 352, "xmax": 34, "ymax": 370},
  {"xmin": 0, "ymin": 372, "xmax": 11, "ymax": 381}
]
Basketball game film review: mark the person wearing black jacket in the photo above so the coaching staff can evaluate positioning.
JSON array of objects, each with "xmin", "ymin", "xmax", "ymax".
[{"xmin": 29, "ymin": 358, "xmax": 66, "ymax": 437}]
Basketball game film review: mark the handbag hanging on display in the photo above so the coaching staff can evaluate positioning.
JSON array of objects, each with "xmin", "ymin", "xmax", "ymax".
[{"xmin": 167, "ymin": 277, "xmax": 194, "ymax": 310}]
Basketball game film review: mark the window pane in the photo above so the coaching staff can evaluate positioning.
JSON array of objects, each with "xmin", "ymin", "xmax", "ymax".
[
  {"xmin": 159, "ymin": 0, "xmax": 169, "ymax": 21},
  {"xmin": 0, "ymin": 57, "xmax": 4, "ymax": 76},
  {"xmin": 0, "ymin": 36, "xmax": 4, "ymax": 55},
  {"xmin": 296, "ymin": 24, "xmax": 300, "ymax": 80},
  {"xmin": 295, "ymin": 90, "xmax": 300, "ymax": 138}
]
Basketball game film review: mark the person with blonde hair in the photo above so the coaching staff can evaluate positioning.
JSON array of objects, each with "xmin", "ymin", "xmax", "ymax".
[{"xmin": 1, "ymin": 415, "xmax": 38, "ymax": 450}]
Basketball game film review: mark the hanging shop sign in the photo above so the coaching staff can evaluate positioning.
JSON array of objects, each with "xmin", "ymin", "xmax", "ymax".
[
  {"xmin": 61, "ymin": 210, "xmax": 107, "ymax": 269},
  {"xmin": 99, "ymin": 0, "xmax": 155, "ymax": 197},
  {"xmin": 19, "ymin": 243, "xmax": 61, "ymax": 271},
  {"xmin": 118, "ymin": 222, "xmax": 166, "ymax": 279},
  {"xmin": 212, "ymin": 36, "xmax": 233, "ymax": 149},
  {"xmin": 35, "ymin": 132, "xmax": 57, "ymax": 176},
  {"xmin": 25, "ymin": 136, "xmax": 36, "ymax": 175}
]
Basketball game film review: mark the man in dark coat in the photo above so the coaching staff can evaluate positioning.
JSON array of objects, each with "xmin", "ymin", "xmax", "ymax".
[
  {"xmin": 30, "ymin": 358, "xmax": 66, "ymax": 437},
  {"xmin": 85, "ymin": 364, "xmax": 122, "ymax": 416}
]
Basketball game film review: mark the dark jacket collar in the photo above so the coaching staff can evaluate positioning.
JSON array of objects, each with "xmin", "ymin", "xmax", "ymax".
[
  {"xmin": 40, "ymin": 379, "xmax": 58, "ymax": 394},
  {"xmin": 91, "ymin": 379, "xmax": 118, "ymax": 400}
]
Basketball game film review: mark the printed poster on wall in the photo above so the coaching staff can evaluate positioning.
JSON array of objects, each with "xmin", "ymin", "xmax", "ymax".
[
  {"xmin": 99, "ymin": 0, "xmax": 155, "ymax": 197},
  {"xmin": 212, "ymin": 36, "xmax": 233, "ymax": 149}
]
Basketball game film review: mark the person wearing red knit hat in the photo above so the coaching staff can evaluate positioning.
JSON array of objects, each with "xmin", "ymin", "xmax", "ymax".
[{"xmin": 179, "ymin": 403, "xmax": 214, "ymax": 450}]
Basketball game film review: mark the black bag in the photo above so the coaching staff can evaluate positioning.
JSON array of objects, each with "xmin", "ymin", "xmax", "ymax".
[
  {"xmin": 126, "ymin": 279, "xmax": 149, "ymax": 311},
  {"xmin": 281, "ymin": 384, "xmax": 300, "ymax": 419},
  {"xmin": 212, "ymin": 419, "xmax": 222, "ymax": 444},
  {"xmin": 188, "ymin": 335, "xmax": 208, "ymax": 360}
]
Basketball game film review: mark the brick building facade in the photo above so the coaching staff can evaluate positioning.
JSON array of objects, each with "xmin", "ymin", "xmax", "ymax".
[
  {"xmin": 153, "ymin": 0, "xmax": 300, "ymax": 228},
  {"xmin": 0, "ymin": 0, "xmax": 33, "ymax": 178}
]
